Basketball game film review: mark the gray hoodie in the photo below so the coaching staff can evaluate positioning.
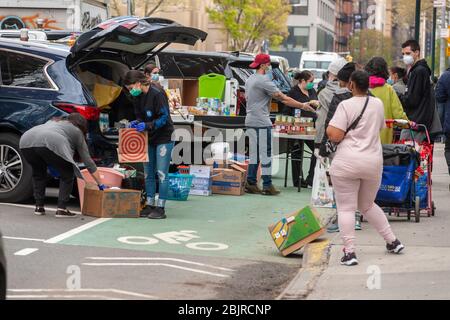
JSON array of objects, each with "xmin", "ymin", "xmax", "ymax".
[{"xmin": 316, "ymin": 80, "xmax": 340, "ymax": 144}]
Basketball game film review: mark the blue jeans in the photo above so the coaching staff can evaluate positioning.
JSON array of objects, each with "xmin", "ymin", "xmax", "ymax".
[
  {"xmin": 144, "ymin": 142, "xmax": 174, "ymax": 207},
  {"xmin": 247, "ymin": 127, "xmax": 272, "ymax": 188}
]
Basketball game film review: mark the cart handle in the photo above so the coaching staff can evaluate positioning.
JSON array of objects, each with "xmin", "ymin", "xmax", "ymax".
[{"xmin": 385, "ymin": 119, "xmax": 431, "ymax": 145}]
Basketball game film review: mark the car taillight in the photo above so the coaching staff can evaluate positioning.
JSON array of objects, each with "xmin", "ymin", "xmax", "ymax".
[{"xmin": 53, "ymin": 103, "xmax": 100, "ymax": 121}]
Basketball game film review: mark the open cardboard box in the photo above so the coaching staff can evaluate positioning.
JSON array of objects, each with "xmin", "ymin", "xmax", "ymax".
[
  {"xmin": 211, "ymin": 164, "xmax": 247, "ymax": 196},
  {"xmin": 82, "ymin": 183, "xmax": 141, "ymax": 218},
  {"xmin": 168, "ymin": 79, "xmax": 199, "ymax": 107}
]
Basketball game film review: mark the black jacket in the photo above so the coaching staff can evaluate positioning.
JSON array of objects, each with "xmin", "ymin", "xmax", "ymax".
[
  {"xmin": 284, "ymin": 85, "xmax": 318, "ymax": 118},
  {"xmin": 401, "ymin": 59, "xmax": 435, "ymax": 130},
  {"xmin": 134, "ymin": 86, "xmax": 174, "ymax": 146}
]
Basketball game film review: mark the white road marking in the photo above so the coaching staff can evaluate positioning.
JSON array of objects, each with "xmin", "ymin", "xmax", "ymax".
[
  {"xmin": 0, "ymin": 203, "xmax": 81, "ymax": 215},
  {"xmin": 2, "ymin": 236, "xmax": 45, "ymax": 242},
  {"xmin": 14, "ymin": 248, "xmax": 39, "ymax": 256},
  {"xmin": 44, "ymin": 218, "xmax": 112, "ymax": 244},
  {"xmin": 7, "ymin": 289, "xmax": 157, "ymax": 300},
  {"xmin": 83, "ymin": 262, "xmax": 231, "ymax": 278},
  {"xmin": 86, "ymin": 257, "xmax": 235, "ymax": 272},
  {"xmin": 7, "ymin": 294, "xmax": 119, "ymax": 300}
]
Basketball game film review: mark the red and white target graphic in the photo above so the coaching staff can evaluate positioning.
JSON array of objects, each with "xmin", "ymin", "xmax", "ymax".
[{"xmin": 118, "ymin": 129, "xmax": 149, "ymax": 163}]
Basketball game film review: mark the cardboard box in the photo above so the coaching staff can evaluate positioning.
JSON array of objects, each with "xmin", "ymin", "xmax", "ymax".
[
  {"xmin": 82, "ymin": 186, "xmax": 141, "ymax": 218},
  {"xmin": 168, "ymin": 79, "xmax": 199, "ymax": 106},
  {"xmin": 211, "ymin": 164, "xmax": 247, "ymax": 196},
  {"xmin": 230, "ymin": 160, "xmax": 261, "ymax": 183},
  {"xmin": 189, "ymin": 165, "xmax": 212, "ymax": 196},
  {"xmin": 205, "ymin": 157, "xmax": 231, "ymax": 168},
  {"xmin": 268, "ymin": 206, "xmax": 325, "ymax": 256}
]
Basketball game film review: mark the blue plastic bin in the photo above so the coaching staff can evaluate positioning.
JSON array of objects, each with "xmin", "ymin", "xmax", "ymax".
[{"xmin": 167, "ymin": 174, "xmax": 194, "ymax": 201}]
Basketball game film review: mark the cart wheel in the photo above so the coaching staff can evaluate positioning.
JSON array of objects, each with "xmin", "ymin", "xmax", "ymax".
[
  {"xmin": 432, "ymin": 201, "xmax": 436, "ymax": 217},
  {"xmin": 360, "ymin": 215, "xmax": 364, "ymax": 222},
  {"xmin": 415, "ymin": 196, "xmax": 420, "ymax": 223},
  {"xmin": 407, "ymin": 210, "xmax": 411, "ymax": 221}
]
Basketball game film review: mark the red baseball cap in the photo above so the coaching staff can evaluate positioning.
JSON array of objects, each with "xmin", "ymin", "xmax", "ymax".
[{"xmin": 250, "ymin": 53, "xmax": 271, "ymax": 69}]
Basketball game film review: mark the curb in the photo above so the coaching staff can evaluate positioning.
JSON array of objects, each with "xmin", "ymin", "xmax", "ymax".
[{"xmin": 276, "ymin": 239, "xmax": 331, "ymax": 300}]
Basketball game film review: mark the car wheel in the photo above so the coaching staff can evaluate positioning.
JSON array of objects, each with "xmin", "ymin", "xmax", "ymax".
[
  {"xmin": 0, "ymin": 133, "xmax": 33, "ymax": 203},
  {"xmin": 0, "ymin": 265, "xmax": 5, "ymax": 300}
]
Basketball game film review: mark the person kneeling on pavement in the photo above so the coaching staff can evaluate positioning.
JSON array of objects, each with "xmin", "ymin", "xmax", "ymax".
[
  {"xmin": 19, "ymin": 113, "xmax": 105, "ymax": 218},
  {"xmin": 244, "ymin": 53, "xmax": 317, "ymax": 196}
]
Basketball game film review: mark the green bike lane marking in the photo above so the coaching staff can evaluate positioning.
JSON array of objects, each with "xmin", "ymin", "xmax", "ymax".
[{"xmin": 60, "ymin": 179, "xmax": 312, "ymax": 264}]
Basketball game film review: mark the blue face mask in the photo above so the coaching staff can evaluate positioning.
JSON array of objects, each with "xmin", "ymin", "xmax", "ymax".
[
  {"xmin": 387, "ymin": 79, "xmax": 394, "ymax": 85},
  {"xmin": 151, "ymin": 74, "xmax": 160, "ymax": 82}
]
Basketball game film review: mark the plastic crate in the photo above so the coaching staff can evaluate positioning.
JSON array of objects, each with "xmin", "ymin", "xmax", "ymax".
[{"xmin": 167, "ymin": 174, "xmax": 194, "ymax": 201}]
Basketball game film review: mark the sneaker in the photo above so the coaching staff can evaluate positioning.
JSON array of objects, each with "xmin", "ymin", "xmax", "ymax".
[
  {"xmin": 245, "ymin": 183, "xmax": 262, "ymax": 194},
  {"xmin": 327, "ymin": 222, "xmax": 340, "ymax": 233},
  {"xmin": 386, "ymin": 239, "xmax": 405, "ymax": 254},
  {"xmin": 34, "ymin": 206, "xmax": 46, "ymax": 216},
  {"xmin": 355, "ymin": 218, "xmax": 362, "ymax": 231},
  {"xmin": 140, "ymin": 205, "xmax": 155, "ymax": 218},
  {"xmin": 148, "ymin": 207, "xmax": 167, "ymax": 220},
  {"xmin": 262, "ymin": 185, "xmax": 281, "ymax": 196},
  {"xmin": 340, "ymin": 251, "xmax": 359, "ymax": 266},
  {"xmin": 55, "ymin": 208, "xmax": 77, "ymax": 218}
]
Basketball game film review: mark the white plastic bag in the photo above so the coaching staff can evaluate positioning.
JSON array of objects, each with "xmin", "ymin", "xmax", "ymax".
[{"xmin": 311, "ymin": 159, "xmax": 335, "ymax": 208}]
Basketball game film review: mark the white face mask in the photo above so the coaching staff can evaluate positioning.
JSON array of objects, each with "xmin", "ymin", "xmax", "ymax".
[{"xmin": 403, "ymin": 55, "xmax": 415, "ymax": 66}]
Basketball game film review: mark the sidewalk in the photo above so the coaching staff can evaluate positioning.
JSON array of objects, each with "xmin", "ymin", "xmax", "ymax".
[{"xmin": 286, "ymin": 143, "xmax": 450, "ymax": 300}]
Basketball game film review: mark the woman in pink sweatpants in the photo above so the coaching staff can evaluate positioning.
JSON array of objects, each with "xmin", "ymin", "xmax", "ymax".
[{"xmin": 326, "ymin": 70, "xmax": 405, "ymax": 266}]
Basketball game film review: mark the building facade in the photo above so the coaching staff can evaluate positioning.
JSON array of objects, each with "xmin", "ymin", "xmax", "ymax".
[
  {"xmin": 335, "ymin": 0, "xmax": 355, "ymax": 53},
  {"xmin": 270, "ymin": 0, "xmax": 337, "ymax": 67},
  {"xmin": 110, "ymin": 0, "xmax": 229, "ymax": 52}
]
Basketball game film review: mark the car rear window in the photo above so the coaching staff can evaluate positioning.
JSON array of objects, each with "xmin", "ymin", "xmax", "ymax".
[
  {"xmin": 0, "ymin": 50, "xmax": 52, "ymax": 89},
  {"xmin": 157, "ymin": 53, "xmax": 226, "ymax": 79},
  {"xmin": 230, "ymin": 63, "xmax": 291, "ymax": 93}
]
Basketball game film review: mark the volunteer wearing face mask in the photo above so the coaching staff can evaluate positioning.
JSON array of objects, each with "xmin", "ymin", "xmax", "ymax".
[
  {"xmin": 400, "ymin": 39, "xmax": 435, "ymax": 137},
  {"xmin": 244, "ymin": 53, "xmax": 317, "ymax": 196},
  {"xmin": 284, "ymin": 70, "xmax": 319, "ymax": 188},
  {"xmin": 364, "ymin": 57, "xmax": 408, "ymax": 144},
  {"xmin": 124, "ymin": 70, "xmax": 174, "ymax": 220},
  {"xmin": 144, "ymin": 63, "xmax": 165, "ymax": 92}
]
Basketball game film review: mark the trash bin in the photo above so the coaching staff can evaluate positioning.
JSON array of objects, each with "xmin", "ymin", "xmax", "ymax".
[{"xmin": 77, "ymin": 168, "xmax": 124, "ymax": 210}]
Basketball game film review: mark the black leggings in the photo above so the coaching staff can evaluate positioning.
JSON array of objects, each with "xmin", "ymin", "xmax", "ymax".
[
  {"xmin": 291, "ymin": 140, "xmax": 316, "ymax": 186},
  {"xmin": 21, "ymin": 147, "xmax": 74, "ymax": 209}
]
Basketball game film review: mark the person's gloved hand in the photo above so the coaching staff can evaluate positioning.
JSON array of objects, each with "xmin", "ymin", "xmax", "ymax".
[
  {"xmin": 128, "ymin": 120, "xmax": 139, "ymax": 129},
  {"xmin": 136, "ymin": 122, "xmax": 147, "ymax": 132},
  {"xmin": 98, "ymin": 184, "xmax": 107, "ymax": 191}
]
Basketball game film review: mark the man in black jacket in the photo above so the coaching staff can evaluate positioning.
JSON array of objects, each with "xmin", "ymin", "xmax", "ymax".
[{"xmin": 401, "ymin": 40, "xmax": 435, "ymax": 135}]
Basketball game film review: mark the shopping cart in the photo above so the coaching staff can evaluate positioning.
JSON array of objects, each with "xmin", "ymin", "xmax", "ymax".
[{"xmin": 372, "ymin": 119, "xmax": 435, "ymax": 223}]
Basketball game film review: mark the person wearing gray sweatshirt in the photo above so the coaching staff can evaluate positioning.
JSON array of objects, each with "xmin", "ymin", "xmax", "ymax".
[{"xmin": 20, "ymin": 113, "xmax": 104, "ymax": 218}]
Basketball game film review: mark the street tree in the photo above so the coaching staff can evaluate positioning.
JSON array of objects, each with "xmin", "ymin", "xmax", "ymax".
[
  {"xmin": 207, "ymin": 0, "xmax": 291, "ymax": 53},
  {"xmin": 349, "ymin": 29, "xmax": 395, "ymax": 66},
  {"xmin": 109, "ymin": 0, "xmax": 185, "ymax": 16}
]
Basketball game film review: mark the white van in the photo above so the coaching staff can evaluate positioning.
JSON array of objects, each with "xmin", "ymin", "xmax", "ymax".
[{"xmin": 299, "ymin": 51, "xmax": 340, "ymax": 86}]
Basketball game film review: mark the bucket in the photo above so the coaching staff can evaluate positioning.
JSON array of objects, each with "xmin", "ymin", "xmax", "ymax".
[{"xmin": 77, "ymin": 167, "xmax": 125, "ymax": 210}]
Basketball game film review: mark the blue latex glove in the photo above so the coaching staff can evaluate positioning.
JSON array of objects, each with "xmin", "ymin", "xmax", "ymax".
[
  {"xmin": 98, "ymin": 184, "xmax": 106, "ymax": 191},
  {"xmin": 136, "ymin": 122, "xmax": 147, "ymax": 132},
  {"xmin": 128, "ymin": 120, "xmax": 139, "ymax": 129}
]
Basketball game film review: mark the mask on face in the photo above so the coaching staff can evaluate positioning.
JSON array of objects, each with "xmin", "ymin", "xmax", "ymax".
[
  {"xmin": 151, "ymin": 74, "xmax": 160, "ymax": 82},
  {"xmin": 130, "ymin": 87, "xmax": 143, "ymax": 97},
  {"xmin": 403, "ymin": 55, "xmax": 415, "ymax": 66},
  {"xmin": 387, "ymin": 78, "xmax": 394, "ymax": 85},
  {"xmin": 306, "ymin": 82, "xmax": 315, "ymax": 90}
]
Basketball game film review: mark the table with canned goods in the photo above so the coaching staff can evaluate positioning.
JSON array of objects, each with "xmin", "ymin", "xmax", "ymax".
[{"xmin": 273, "ymin": 132, "xmax": 315, "ymax": 193}]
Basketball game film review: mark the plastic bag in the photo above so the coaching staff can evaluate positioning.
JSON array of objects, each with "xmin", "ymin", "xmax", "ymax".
[{"xmin": 311, "ymin": 160, "xmax": 335, "ymax": 208}]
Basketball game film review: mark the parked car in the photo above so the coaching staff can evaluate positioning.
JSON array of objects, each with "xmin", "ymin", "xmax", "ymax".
[
  {"xmin": 0, "ymin": 231, "xmax": 6, "ymax": 300},
  {"xmin": 0, "ymin": 16, "xmax": 207, "ymax": 203}
]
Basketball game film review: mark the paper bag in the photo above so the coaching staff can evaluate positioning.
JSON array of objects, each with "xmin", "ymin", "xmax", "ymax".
[{"xmin": 118, "ymin": 129, "xmax": 149, "ymax": 163}]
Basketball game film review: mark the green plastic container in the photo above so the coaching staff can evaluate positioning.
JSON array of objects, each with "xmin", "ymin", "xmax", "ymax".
[{"xmin": 198, "ymin": 73, "xmax": 227, "ymax": 100}]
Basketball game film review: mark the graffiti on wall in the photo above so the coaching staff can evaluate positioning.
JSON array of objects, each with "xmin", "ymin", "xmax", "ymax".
[
  {"xmin": 0, "ymin": 14, "xmax": 62, "ymax": 30},
  {"xmin": 81, "ymin": 12, "xmax": 102, "ymax": 31}
]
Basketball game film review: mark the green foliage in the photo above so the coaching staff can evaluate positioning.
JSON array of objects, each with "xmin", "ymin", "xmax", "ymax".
[{"xmin": 207, "ymin": 0, "xmax": 291, "ymax": 52}]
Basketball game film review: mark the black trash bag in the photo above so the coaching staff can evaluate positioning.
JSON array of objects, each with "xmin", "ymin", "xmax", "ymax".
[{"xmin": 382, "ymin": 144, "xmax": 419, "ymax": 167}]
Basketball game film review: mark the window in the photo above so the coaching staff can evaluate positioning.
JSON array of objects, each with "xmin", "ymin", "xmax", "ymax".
[
  {"xmin": 278, "ymin": 27, "xmax": 309, "ymax": 52},
  {"xmin": 0, "ymin": 51, "xmax": 52, "ymax": 88},
  {"xmin": 303, "ymin": 61, "xmax": 332, "ymax": 70},
  {"xmin": 290, "ymin": 0, "xmax": 308, "ymax": 15}
]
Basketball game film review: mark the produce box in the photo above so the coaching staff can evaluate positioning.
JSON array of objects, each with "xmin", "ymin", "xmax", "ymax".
[{"xmin": 268, "ymin": 206, "xmax": 325, "ymax": 256}]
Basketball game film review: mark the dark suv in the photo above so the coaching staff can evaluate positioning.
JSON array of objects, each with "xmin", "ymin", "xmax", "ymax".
[{"xmin": 0, "ymin": 16, "xmax": 206, "ymax": 203}]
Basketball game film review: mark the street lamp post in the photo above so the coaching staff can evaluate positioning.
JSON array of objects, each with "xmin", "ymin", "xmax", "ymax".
[{"xmin": 415, "ymin": 0, "xmax": 421, "ymax": 41}]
